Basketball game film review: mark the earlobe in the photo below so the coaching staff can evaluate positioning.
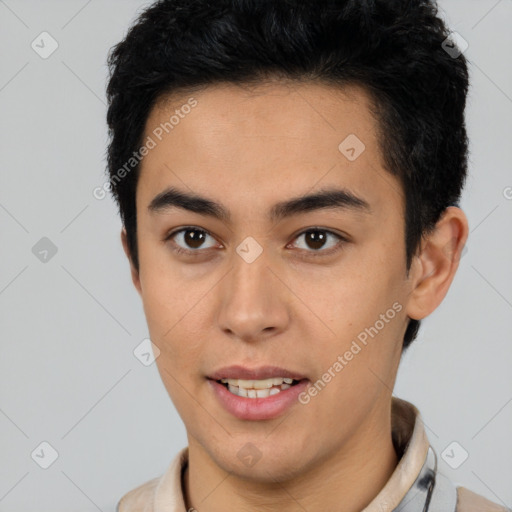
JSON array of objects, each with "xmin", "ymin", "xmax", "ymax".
[
  {"xmin": 120, "ymin": 228, "xmax": 142, "ymax": 296},
  {"xmin": 405, "ymin": 206, "xmax": 469, "ymax": 321}
]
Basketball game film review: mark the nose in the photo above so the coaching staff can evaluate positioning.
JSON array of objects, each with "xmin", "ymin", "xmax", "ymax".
[{"xmin": 216, "ymin": 248, "xmax": 290, "ymax": 342}]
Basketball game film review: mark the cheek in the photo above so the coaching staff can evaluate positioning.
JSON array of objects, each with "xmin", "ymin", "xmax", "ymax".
[
  {"xmin": 136, "ymin": 236, "xmax": 221, "ymax": 380},
  {"xmin": 300, "ymin": 255, "xmax": 405, "ymax": 377},
  {"xmin": 304, "ymin": 261, "xmax": 400, "ymax": 335},
  {"xmin": 138, "ymin": 267, "xmax": 203, "ymax": 371},
  {"xmin": 138, "ymin": 239, "xmax": 188, "ymax": 324}
]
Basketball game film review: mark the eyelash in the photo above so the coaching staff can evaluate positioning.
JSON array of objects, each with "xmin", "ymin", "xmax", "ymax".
[{"xmin": 163, "ymin": 226, "xmax": 348, "ymax": 259}]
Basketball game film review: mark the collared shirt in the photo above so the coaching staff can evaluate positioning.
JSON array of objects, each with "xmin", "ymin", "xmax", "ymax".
[{"xmin": 117, "ymin": 397, "xmax": 509, "ymax": 512}]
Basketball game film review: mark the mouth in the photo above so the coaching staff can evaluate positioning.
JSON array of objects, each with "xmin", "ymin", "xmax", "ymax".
[
  {"xmin": 207, "ymin": 374, "xmax": 310, "ymax": 420},
  {"xmin": 206, "ymin": 365, "xmax": 310, "ymax": 419},
  {"xmin": 213, "ymin": 377, "xmax": 307, "ymax": 398}
]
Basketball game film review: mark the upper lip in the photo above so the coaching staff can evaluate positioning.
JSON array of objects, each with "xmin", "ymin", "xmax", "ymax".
[{"xmin": 208, "ymin": 365, "xmax": 308, "ymax": 381}]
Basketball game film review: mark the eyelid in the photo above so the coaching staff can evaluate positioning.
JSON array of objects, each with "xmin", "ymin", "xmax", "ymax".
[
  {"xmin": 288, "ymin": 226, "xmax": 349, "ymax": 244},
  {"xmin": 164, "ymin": 226, "xmax": 213, "ymax": 241}
]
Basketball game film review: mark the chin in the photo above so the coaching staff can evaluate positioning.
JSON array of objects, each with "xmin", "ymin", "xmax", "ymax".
[{"xmin": 212, "ymin": 439, "xmax": 313, "ymax": 483}]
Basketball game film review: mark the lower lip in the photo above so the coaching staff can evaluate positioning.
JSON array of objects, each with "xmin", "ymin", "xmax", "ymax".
[{"xmin": 208, "ymin": 378, "xmax": 309, "ymax": 421}]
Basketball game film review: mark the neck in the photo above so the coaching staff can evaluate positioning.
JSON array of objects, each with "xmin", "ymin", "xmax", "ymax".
[{"xmin": 183, "ymin": 402, "xmax": 399, "ymax": 512}]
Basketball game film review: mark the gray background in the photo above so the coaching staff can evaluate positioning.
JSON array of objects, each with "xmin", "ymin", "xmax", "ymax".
[{"xmin": 0, "ymin": 0, "xmax": 511, "ymax": 510}]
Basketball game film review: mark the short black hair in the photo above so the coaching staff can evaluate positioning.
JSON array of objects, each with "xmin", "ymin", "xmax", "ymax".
[{"xmin": 105, "ymin": 0, "xmax": 470, "ymax": 351}]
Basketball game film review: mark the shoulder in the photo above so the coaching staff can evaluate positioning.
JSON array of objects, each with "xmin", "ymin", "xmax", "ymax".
[
  {"xmin": 116, "ymin": 476, "xmax": 160, "ymax": 512},
  {"xmin": 116, "ymin": 447, "xmax": 189, "ymax": 512},
  {"xmin": 456, "ymin": 485, "xmax": 510, "ymax": 512}
]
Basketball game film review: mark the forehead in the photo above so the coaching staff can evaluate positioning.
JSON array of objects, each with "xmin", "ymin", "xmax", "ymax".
[{"xmin": 136, "ymin": 80, "xmax": 403, "ymax": 219}]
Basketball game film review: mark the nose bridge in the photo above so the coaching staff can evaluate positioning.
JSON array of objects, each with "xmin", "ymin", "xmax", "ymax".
[{"xmin": 216, "ymin": 241, "xmax": 288, "ymax": 339}]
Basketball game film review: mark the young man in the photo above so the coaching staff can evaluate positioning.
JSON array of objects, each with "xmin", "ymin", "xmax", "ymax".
[{"xmin": 105, "ymin": 1, "xmax": 508, "ymax": 511}]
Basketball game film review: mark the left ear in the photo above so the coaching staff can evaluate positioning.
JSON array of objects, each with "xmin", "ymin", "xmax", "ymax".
[{"xmin": 405, "ymin": 206, "xmax": 469, "ymax": 321}]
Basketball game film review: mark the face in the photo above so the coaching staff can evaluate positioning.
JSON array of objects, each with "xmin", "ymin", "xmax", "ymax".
[{"xmin": 125, "ymin": 81, "xmax": 419, "ymax": 480}]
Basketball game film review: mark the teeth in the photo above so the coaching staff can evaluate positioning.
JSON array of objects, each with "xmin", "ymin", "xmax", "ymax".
[
  {"xmin": 220, "ymin": 377, "xmax": 296, "ymax": 389},
  {"xmin": 219, "ymin": 377, "xmax": 300, "ymax": 398}
]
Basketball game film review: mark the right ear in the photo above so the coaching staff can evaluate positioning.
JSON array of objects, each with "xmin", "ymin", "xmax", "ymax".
[{"xmin": 121, "ymin": 227, "xmax": 142, "ymax": 296}]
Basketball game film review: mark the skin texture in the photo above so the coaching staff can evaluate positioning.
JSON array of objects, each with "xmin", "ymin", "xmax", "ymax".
[{"xmin": 121, "ymin": 80, "xmax": 468, "ymax": 512}]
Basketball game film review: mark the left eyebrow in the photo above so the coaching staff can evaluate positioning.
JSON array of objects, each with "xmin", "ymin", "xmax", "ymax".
[
  {"xmin": 147, "ymin": 185, "xmax": 372, "ymax": 223},
  {"xmin": 269, "ymin": 186, "xmax": 372, "ymax": 222}
]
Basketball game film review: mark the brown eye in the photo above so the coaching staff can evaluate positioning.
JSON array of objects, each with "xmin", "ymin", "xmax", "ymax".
[
  {"xmin": 166, "ymin": 227, "xmax": 218, "ymax": 253},
  {"xmin": 182, "ymin": 229, "xmax": 207, "ymax": 249},
  {"xmin": 290, "ymin": 228, "xmax": 347, "ymax": 256},
  {"xmin": 303, "ymin": 230, "xmax": 329, "ymax": 250}
]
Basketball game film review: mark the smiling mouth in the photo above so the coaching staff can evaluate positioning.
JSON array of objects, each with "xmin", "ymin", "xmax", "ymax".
[{"xmin": 215, "ymin": 377, "xmax": 304, "ymax": 398}]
